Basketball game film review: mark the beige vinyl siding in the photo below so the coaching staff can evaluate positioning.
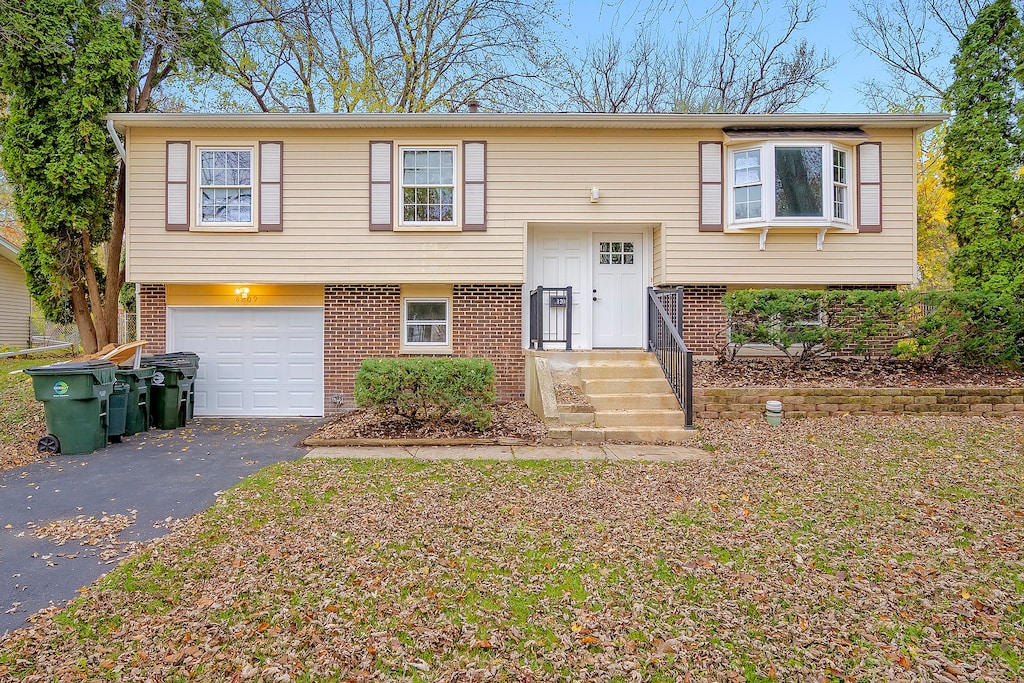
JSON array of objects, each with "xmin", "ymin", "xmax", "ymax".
[
  {"xmin": 0, "ymin": 256, "xmax": 31, "ymax": 347},
  {"xmin": 125, "ymin": 126, "xmax": 920, "ymax": 287}
]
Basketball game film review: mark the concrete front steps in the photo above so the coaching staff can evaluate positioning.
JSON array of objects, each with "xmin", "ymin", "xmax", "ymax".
[{"xmin": 529, "ymin": 350, "xmax": 696, "ymax": 444}]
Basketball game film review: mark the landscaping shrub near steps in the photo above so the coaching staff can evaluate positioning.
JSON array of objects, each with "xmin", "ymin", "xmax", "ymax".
[
  {"xmin": 722, "ymin": 288, "xmax": 905, "ymax": 362},
  {"xmin": 722, "ymin": 287, "xmax": 1023, "ymax": 368},
  {"xmin": 354, "ymin": 357, "xmax": 496, "ymax": 431}
]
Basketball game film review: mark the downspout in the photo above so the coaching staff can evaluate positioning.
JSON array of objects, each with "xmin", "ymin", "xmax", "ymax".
[{"xmin": 106, "ymin": 120, "xmax": 126, "ymax": 163}]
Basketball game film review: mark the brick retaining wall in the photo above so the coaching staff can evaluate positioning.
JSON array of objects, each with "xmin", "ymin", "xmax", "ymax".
[{"xmin": 695, "ymin": 387, "xmax": 1024, "ymax": 420}]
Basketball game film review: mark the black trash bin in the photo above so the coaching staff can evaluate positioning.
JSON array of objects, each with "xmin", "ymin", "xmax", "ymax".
[
  {"xmin": 144, "ymin": 356, "xmax": 197, "ymax": 430},
  {"xmin": 107, "ymin": 380, "xmax": 130, "ymax": 442},
  {"xmin": 115, "ymin": 366, "xmax": 155, "ymax": 436},
  {"xmin": 25, "ymin": 360, "xmax": 116, "ymax": 455}
]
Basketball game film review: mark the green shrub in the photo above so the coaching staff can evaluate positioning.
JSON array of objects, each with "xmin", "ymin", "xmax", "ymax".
[
  {"xmin": 354, "ymin": 357, "xmax": 496, "ymax": 431},
  {"xmin": 721, "ymin": 288, "xmax": 908, "ymax": 362},
  {"xmin": 904, "ymin": 288, "xmax": 1023, "ymax": 367}
]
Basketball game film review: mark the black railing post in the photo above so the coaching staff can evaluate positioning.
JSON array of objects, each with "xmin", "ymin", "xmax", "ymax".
[
  {"xmin": 684, "ymin": 349, "xmax": 694, "ymax": 429},
  {"xmin": 564, "ymin": 286, "xmax": 572, "ymax": 351},
  {"xmin": 675, "ymin": 285, "xmax": 684, "ymax": 338},
  {"xmin": 646, "ymin": 287, "xmax": 652, "ymax": 351}
]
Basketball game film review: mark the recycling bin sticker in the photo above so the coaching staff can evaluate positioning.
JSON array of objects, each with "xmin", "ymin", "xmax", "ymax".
[
  {"xmin": 152, "ymin": 371, "xmax": 165, "ymax": 386},
  {"xmin": 53, "ymin": 381, "xmax": 69, "ymax": 396}
]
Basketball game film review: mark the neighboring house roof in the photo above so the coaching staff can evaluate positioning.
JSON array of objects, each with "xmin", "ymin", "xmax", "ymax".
[
  {"xmin": 108, "ymin": 112, "xmax": 948, "ymax": 135},
  {"xmin": 0, "ymin": 235, "xmax": 20, "ymax": 265}
]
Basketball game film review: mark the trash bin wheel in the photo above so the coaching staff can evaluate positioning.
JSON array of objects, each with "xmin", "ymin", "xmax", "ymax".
[{"xmin": 37, "ymin": 434, "xmax": 60, "ymax": 454}]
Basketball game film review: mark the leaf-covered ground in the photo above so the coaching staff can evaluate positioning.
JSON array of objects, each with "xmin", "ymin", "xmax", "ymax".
[
  {"xmin": 2, "ymin": 415, "xmax": 1022, "ymax": 682},
  {"xmin": 0, "ymin": 353, "xmax": 73, "ymax": 473}
]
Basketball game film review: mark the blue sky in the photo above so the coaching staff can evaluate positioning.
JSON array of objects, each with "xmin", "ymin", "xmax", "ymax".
[{"xmin": 557, "ymin": 0, "xmax": 908, "ymax": 112}]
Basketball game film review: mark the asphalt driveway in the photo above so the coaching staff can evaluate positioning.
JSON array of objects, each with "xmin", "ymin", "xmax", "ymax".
[{"xmin": 0, "ymin": 418, "xmax": 318, "ymax": 637}]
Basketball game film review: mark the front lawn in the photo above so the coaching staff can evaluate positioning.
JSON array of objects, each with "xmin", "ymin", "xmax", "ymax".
[{"xmin": 2, "ymin": 416, "xmax": 1022, "ymax": 681}]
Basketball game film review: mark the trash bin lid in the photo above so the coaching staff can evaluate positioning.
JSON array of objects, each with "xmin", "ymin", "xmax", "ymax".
[{"xmin": 25, "ymin": 360, "xmax": 116, "ymax": 375}]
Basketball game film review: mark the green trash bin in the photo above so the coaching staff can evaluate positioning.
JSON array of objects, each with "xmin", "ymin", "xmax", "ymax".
[
  {"xmin": 107, "ymin": 381, "xmax": 129, "ymax": 442},
  {"xmin": 144, "ymin": 353, "xmax": 200, "ymax": 421},
  {"xmin": 146, "ymin": 358, "xmax": 197, "ymax": 429},
  {"xmin": 25, "ymin": 360, "xmax": 116, "ymax": 455},
  {"xmin": 115, "ymin": 366, "xmax": 155, "ymax": 436}
]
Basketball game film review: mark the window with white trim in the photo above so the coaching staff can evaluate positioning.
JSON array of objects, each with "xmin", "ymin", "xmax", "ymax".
[
  {"xmin": 198, "ymin": 148, "xmax": 254, "ymax": 225},
  {"xmin": 728, "ymin": 142, "xmax": 851, "ymax": 227},
  {"xmin": 400, "ymin": 147, "xmax": 456, "ymax": 225},
  {"xmin": 403, "ymin": 298, "xmax": 450, "ymax": 346}
]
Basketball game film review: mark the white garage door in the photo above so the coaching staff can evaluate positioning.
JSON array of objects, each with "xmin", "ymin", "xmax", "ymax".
[{"xmin": 168, "ymin": 307, "xmax": 324, "ymax": 417}]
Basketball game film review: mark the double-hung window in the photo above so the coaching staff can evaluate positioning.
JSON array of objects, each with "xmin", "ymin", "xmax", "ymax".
[
  {"xmin": 400, "ymin": 147, "xmax": 456, "ymax": 225},
  {"xmin": 404, "ymin": 298, "xmax": 450, "ymax": 346},
  {"xmin": 728, "ymin": 142, "xmax": 851, "ymax": 227},
  {"xmin": 198, "ymin": 148, "xmax": 254, "ymax": 226}
]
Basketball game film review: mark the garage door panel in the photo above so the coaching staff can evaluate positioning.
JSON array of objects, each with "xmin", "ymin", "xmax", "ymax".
[
  {"xmin": 215, "ymin": 392, "xmax": 244, "ymax": 410},
  {"xmin": 169, "ymin": 307, "xmax": 324, "ymax": 417}
]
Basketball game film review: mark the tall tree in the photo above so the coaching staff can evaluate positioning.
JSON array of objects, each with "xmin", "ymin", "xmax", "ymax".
[
  {"xmin": 203, "ymin": 0, "xmax": 557, "ymax": 113},
  {"xmin": 557, "ymin": 0, "xmax": 834, "ymax": 114},
  {"xmin": 916, "ymin": 128, "xmax": 956, "ymax": 290},
  {"xmin": 852, "ymin": 0, "xmax": 988, "ymax": 110},
  {"xmin": 941, "ymin": 0, "xmax": 1024, "ymax": 292},
  {"xmin": 0, "ymin": 0, "xmax": 225, "ymax": 352}
]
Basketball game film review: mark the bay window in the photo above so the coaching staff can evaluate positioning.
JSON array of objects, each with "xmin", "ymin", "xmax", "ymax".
[{"xmin": 728, "ymin": 142, "xmax": 851, "ymax": 227}]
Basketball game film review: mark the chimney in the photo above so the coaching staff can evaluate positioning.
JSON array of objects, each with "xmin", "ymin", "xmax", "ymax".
[{"xmin": 467, "ymin": 99, "xmax": 481, "ymax": 113}]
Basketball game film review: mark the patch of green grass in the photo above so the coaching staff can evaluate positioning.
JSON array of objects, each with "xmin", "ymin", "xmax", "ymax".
[{"xmin": 0, "ymin": 351, "xmax": 74, "ymax": 449}]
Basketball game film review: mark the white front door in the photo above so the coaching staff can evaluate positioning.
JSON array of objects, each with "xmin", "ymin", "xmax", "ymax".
[
  {"xmin": 592, "ymin": 233, "xmax": 645, "ymax": 348},
  {"xmin": 168, "ymin": 306, "xmax": 324, "ymax": 417}
]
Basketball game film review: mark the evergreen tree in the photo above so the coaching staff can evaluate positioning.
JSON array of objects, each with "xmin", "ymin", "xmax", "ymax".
[
  {"xmin": 0, "ymin": 0, "xmax": 224, "ymax": 352},
  {"xmin": 942, "ymin": 0, "xmax": 1024, "ymax": 295}
]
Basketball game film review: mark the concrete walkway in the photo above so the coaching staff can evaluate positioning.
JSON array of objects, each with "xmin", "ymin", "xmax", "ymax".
[{"xmin": 306, "ymin": 443, "xmax": 712, "ymax": 462}]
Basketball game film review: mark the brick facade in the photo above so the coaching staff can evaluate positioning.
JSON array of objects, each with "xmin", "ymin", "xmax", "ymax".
[
  {"xmin": 322, "ymin": 283, "xmax": 525, "ymax": 413},
  {"xmin": 452, "ymin": 284, "xmax": 525, "ymax": 403},
  {"xmin": 681, "ymin": 285, "xmax": 728, "ymax": 355},
  {"xmin": 138, "ymin": 284, "xmax": 167, "ymax": 354},
  {"xmin": 323, "ymin": 285, "xmax": 403, "ymax": 411}
]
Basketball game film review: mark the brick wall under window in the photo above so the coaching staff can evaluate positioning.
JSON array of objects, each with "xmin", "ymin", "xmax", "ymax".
[
  {"xmin": 324, "ymin": 283, "xmax": 525, "ymax": 413},
  {"xmin": 452, "ymin": 284, "xmax": 525, "ymax": 404},
  {"xmin": 681, "ymin": 285, "xmax": 728, "ymax": 355}
]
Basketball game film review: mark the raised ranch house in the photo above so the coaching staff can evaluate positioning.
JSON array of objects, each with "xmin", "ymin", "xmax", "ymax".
[
  {"xmin": 106, "ymin": 112, "xmax": 944, "ymax": 425},
  {"xmin": 0, "ymin": 235, "xmax": 31, "ymax": 349}
]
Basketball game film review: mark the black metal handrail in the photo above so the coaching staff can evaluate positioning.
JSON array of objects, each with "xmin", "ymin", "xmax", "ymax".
[
  {"xmin": 647, "ymin": 286, "xmax": 695, "ymax": 429},
  {"xmin": 529, "ymin": 286, "xmax": 573, "ymax": 350}
]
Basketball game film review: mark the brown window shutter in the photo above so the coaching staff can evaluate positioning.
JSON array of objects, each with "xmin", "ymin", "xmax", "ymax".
[
  {"xmin": 857, "ymin": 141, "xmax": 882, "ymax": 233},
  {"xmin": 369, "ymin": 141, "xmax": 393, "ymax": 231},
  {"xmin": 258, "ymin": 141, "xmax": 283, "ymax": 232},
  {"xmin": 165, "ymin": 141, "xmax": 190, "ymax": 231},
  {"xmin": 699, "ymin": 141, "xmax": 724, "ymax": 231},
  {"xmin": 463, "ymin": 141, "xmax": 486, "ymax": 231}
]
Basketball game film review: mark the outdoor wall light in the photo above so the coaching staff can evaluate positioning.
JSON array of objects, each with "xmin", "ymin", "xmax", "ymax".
[
  {"xmin": 590, "ymin": 186, "xmax": 600, "ymax": 203},
  {"xmin": 235, "ymin": 287, "xmax": 251, "ymax": 300}
]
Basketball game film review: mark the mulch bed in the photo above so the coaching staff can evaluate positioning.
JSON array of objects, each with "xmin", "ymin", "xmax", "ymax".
[
  {"xmin": 693, "ymin": 357, "xmax": 1024, "ymax": 388},
  {"xmin": 306, "ymin": 401, "xmax": 548, "ymax": 445}
]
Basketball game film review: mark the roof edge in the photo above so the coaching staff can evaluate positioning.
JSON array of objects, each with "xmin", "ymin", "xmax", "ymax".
[
  {"xmin": 0, "ymin": 235, "xmax": 20, "ymax": 263},
  {"xmin": 107, "ymin": 112, "xmax": 948, "ymax": 133}
]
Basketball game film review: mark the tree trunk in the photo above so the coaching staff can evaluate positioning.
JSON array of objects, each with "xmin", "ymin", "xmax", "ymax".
[
  {"xmin": 70, "ymin": 284, "xmax": 99, "ymax": 354},
  {"xmin": 101, "ymin": 168, "xmax": 128, "ymax": 345}
]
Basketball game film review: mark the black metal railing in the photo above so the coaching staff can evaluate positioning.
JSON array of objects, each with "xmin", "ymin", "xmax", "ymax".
[
  {"xmin": 647, "ymin": 286, "xmax": 695, "ymax": 429},
  {"xmin": 529, "ymin": 286, "xmax": 573, "ymax": 350}
]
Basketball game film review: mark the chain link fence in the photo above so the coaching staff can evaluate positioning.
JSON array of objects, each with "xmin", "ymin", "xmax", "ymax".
[{"xmin": 29, "ymin": 307, "xmax": 138, "ymax": 351}]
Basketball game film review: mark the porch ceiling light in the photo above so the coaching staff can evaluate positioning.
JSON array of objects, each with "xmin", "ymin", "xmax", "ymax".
[{"xmin": 590, "ymin": 186, "xmax": 600, "ymax": 203}]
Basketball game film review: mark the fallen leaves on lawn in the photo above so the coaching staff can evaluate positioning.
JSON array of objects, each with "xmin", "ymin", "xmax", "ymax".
[{"xmin": 1, "ymin": 415, "xmax": 1022, "ymax": 682}]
